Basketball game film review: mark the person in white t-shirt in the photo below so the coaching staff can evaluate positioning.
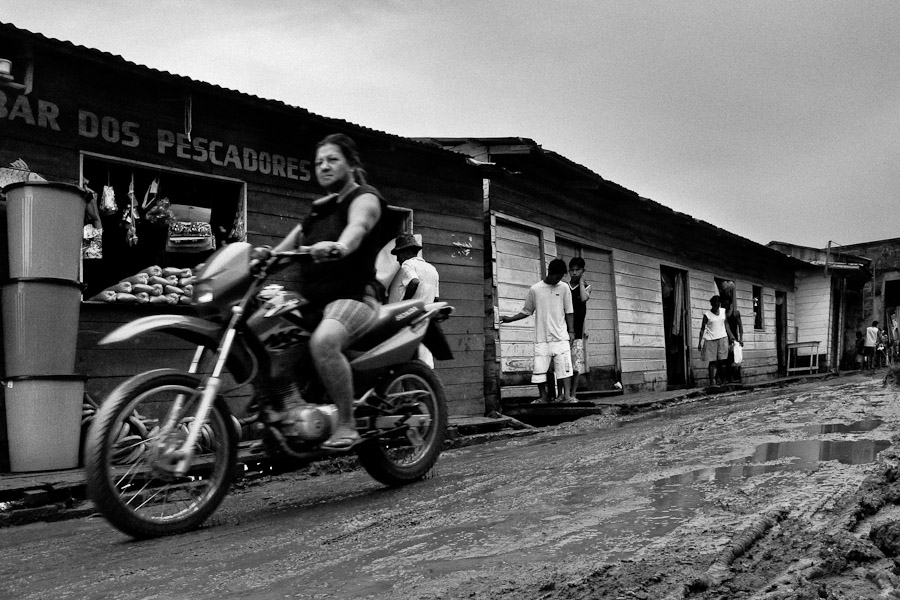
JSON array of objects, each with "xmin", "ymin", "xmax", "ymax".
[
  {"xmin": 698, "ymin": 295, "xmax": 735, "ymax": 386},
  {"xmin": 499, "ymin": 259, "xmax": 574, "ymax": 403},
  {"xmin": 865, "ymin": 320, "xmax": 880, "ymax": 370},
  {"xmin": 387, "ymin": 233, "xmax": 440, "ymax": 367}
]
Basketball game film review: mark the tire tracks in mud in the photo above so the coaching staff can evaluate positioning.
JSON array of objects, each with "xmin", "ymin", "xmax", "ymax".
[
  {"xmin": 470, "ymin": 378, "xmax": 900, "ymax": 600},
  {"xmin": 653, "ymin": 439, "xmax": 900, "ymax": 599}
]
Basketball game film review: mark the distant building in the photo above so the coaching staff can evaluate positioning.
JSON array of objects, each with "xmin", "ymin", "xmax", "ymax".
[{"xmin": 767, "ymin": 242, "xmax": 871, "ymax": 370}]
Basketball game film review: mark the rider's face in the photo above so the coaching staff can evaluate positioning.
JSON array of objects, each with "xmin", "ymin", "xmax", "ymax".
[{"xmin": 315, "ymin": 143, "xmax": 353, "ymax": 191}]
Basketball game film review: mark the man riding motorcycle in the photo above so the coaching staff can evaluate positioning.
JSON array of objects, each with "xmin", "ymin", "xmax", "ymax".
[{"xmin": 261, "ymin": 133, "xmax": 389, "ymax": 450}]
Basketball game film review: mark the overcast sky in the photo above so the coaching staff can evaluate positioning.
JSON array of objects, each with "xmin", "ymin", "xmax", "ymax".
[{"xmin": 4, "ymin": 1, "xmax": 899, "ymax": 248}]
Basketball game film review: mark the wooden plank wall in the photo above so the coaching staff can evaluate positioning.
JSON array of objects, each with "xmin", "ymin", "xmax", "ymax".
[
  {"xmin": 612, "ymin": 249, "xmax": 668, "ymax": 391},
  {"xmin": 554, "ymin": 242, "xmax": 617, "ymax": 369},
  {"xmin": 689, "ymin": 272, "xmax": 793, "ymax": 384},
  {"xmin": 495, "ymin": 221, "xmax": 543, "ymax": 374},
  {"xmin": 413, "ymin": 201, "xmax": 485, "ymax": 416},
  {"xmin": 795, "ymin": 271, "xmax": 832, "ymax": 364},
  {"xmin": 485, "ymin": 179, "xmax": 800, "ymax": 393},
  {"xmin": 581, "ymin": 247, "xmax": 617, "ymax": 369}
]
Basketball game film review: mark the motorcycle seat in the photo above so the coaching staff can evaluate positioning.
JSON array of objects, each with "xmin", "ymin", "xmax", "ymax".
[{"xmin": 350, "ymin": 299, "xmax": 425, "ymax": 351}]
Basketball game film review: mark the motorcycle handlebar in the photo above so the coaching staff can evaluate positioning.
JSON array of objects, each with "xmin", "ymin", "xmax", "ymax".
[
  {"xmin": 269, "ymin": 247, "xmax": 312, "ymax": 258},
  {"xmin": 250, "ymin": 245, "xmax": 343, "ymax": 277},
  {"xmin": 271, "ymin": 246, "xmax": 343, "ymax": 260}
]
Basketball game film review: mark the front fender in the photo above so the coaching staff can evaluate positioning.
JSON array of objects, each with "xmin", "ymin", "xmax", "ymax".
[
  {"xmin": 99, "ymin": 315, "xmax": 256, "ymax": 383},
  {"xmin": 100, "ymin": 314, "xmax": 222, "ymax": 347}
]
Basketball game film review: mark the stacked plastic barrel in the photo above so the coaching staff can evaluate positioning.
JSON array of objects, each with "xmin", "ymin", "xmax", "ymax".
[{"xmin": 2, "ymin": 181, "xmax": 89, "ymax": 471}]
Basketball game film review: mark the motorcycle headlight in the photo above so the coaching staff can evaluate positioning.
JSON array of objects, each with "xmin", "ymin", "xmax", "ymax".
[{"xmin": 194, "ymin": 285, "xmax": 214, "ymax": 304}]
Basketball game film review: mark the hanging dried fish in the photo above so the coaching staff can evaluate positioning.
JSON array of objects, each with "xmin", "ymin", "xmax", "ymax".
[{"xmin": 122, "ymin": 172, "xmax": 139, "ymax": 246}]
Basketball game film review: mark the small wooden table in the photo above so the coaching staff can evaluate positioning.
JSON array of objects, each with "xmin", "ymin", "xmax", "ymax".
[{"xmin": 786, "ymin": 341, "xmax": 820, "ymax": 375}]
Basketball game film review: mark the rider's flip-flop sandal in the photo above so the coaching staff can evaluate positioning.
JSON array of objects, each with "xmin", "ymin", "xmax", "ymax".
[{"xmin": 321, "ymin": 433, "xmax": 360, "ymax": 450}]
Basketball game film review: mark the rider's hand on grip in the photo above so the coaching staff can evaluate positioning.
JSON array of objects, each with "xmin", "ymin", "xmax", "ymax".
[
  {"xmin": 310, "ymin": 241, "xmax": 347, "ymax": 262},
  {"xmin": 249, "ymin": 246, "xmax": 272, "ymax": 274}
]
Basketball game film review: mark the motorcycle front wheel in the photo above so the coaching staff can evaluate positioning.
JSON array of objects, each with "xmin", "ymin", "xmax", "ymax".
[
  {"xmin": 357, "ymin": 361, "xmax": 448, "ymax": 486},
  {"xmin": 84, "ymin": 369, "xmax": 237, "ymax": 538}
]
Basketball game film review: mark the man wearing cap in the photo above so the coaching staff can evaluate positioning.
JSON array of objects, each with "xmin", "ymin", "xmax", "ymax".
[{"xmin": 387, "ymin": 233, "xmax": 440, "ymax": 367}]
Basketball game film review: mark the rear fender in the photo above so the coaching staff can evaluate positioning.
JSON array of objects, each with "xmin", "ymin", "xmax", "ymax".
[
  {"xmin": 349, "ymin": 322, "xmax": 424, "ymax": 372},
  {"xmin": 350, "ymin": 303, "xmax": 455, "ymax": 372},
  {"xmin": 420, "ymin": 303, "xmax": 454, "ymax": 361},
  {"xmin": 99, "ymin": 315, "xmax": 256, "ymax": 383}
]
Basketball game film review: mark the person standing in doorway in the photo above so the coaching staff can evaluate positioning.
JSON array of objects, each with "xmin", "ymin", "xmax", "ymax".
[
  {"xmin": 387, "ymin": 232, "xmax": 440, "ymax": 367},
  {"xmin": 558, "ymin": 256, "xmax": 591, "ymax": 402},
  {"xmin": 500, "ymin": 259, "xmax": 575, "ymax": 403},
  {"xmin": 865, "ymin": 320, "xmax": 880, "ymax": 370},
  {"xmin": 698, "ymin": 295, "xmax": 734, "ymax": 386}
]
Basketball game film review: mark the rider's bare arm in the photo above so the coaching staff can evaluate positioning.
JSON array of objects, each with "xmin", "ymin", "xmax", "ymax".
[
  {"xmin": 339, "ymin": 193, "xmax": 381, "ymax": 252},
  {"xmin": 273, "ymin": 225, "xmax": 302, "ymax": 253}
]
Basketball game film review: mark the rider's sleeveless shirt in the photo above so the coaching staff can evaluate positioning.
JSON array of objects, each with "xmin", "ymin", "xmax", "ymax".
[{"xmin": 299, "ymin": 184, "xmax": 387, "ymax": 307}]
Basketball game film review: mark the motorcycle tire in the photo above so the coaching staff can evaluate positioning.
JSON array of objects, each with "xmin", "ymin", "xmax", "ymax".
[
  {"xmin": 84, "ymin": 369, "xmax": 238, "ymax": 538},
  {"xmin": 357, "ymin": 361, "xmax": 448, "ymax": 486}
]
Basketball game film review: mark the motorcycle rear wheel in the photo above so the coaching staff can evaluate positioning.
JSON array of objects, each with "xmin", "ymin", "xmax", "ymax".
[
  {"xmin": 84, "ymin": 369, "xmax": 237, "ymax": 538},
  {"xmin": 358, "ymin": 361, "xmax": 448, "ymax": 486}
]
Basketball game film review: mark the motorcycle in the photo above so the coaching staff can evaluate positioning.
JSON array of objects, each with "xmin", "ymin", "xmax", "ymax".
[{"xmin": 83, "ymin": 241, "xmax": 453, "ymax": 538}]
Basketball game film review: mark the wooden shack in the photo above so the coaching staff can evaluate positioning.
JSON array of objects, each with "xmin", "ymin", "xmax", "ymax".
[
  {"xmin": 769, "ymin": 241, "xmax": 884, "ymax": 370},
  {"xmin": 419, "ymin": 138, "xmax": 809, "ymax": 410},
  {"xmin": 0, "ymin": 23, "xmax": 485, "ymax": 437},
  {"xmin": 827, "ymin": 238, "xmax": 900, "ymax": 349}
]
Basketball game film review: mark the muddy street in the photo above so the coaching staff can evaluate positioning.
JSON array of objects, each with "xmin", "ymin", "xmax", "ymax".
[{"xmin": 3, "ymin": 373, "xmax": 900, "ymax": 599}]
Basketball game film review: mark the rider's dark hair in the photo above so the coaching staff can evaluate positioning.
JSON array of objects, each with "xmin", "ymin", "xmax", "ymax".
[{"xmin": 317, "ymin": 133, "xmax": 368, "ymax": 185}]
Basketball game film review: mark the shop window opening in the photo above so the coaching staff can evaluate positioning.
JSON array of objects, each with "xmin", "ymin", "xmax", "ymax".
[{"xmin": 80, "ymin": 153, "xmax": 246, "ymax": 299}]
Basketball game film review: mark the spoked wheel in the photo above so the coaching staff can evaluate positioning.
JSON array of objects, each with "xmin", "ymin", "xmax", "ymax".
[
  {"xmin": 84, "ymin": 369, "xmax": 237, "ymax": 538},
  {"xmin": 357, "ymin": 361, "xmax": 448, "ymax": 486}
]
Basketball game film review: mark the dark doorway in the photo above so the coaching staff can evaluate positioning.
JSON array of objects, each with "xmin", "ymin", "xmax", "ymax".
[
  {"xmin": 776, "ymin": 291, "xmax": 788, "ymax": 375},
  {"xmin": 830, "ymin": 281, "xmax": 842, "ymax": 372},
  {"xmin": 661, "ymin": 266, "xmax": 691, "ymax": 388}
]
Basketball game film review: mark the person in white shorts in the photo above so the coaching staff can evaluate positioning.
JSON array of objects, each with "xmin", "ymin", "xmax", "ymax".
[{"xmin": 499, "ymin": 258, "xmax": 574, "ymax": 403}]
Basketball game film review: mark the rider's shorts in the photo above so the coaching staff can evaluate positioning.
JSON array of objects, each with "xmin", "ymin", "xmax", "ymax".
[{"xmin": 322, "ymin": 297, "xmax": 379, "ymax": 343}]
